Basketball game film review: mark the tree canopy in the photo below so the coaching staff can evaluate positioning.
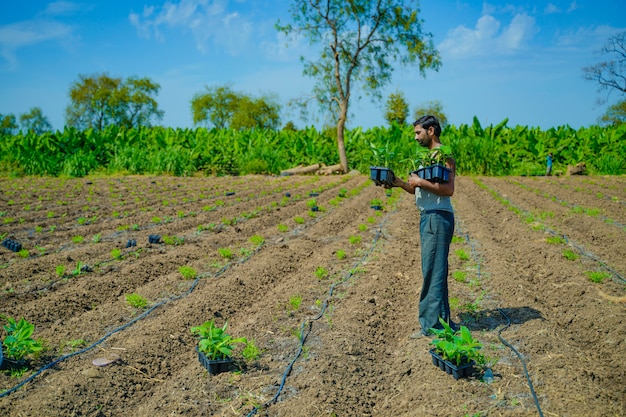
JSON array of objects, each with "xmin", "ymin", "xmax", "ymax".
[
  {"xmin": 20, "ymin": 107, "xmax": 53, "ymax": 134},
  {"xmin": 414, "ymin": 100, "xmax": 448, "ymax": 129},
  {"xmin": 0, "ymin": 113, "xmax": 18, "ymax": 136},
  {"xmin": 65, "ymin": 73, "xmax": 164, "ymax": 130},
  {"xmin": 191, "ymin": 84, "xmax": 281, "ymax": 130},
  {"xmin": 384, "ymin": 90, "xmax": 409, "ymax": 125},
  {"xmin": 277, "ymin": 0, "xmax": 440, "ymax": 172}
]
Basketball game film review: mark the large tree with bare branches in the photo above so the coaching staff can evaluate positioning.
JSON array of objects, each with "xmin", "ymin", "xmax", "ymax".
[{"xmin": 277, "ymin": 0, "xmax": 440, "ymax": 173}]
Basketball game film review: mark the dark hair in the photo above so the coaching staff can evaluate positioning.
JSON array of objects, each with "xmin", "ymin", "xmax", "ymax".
[{"xmin": 413, "ymin": 115, "xmax": 441, "ymax": 137}]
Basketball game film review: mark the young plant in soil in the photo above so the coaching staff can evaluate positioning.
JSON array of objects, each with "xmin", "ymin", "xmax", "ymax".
[
  {"xmin": 72, "ymin": 235, "xmax": 84, "ymax": 243},
  {"xmin": 315, "ymin": 266, "xmax": 329, "ymax": 280},
  {"xmin": 125, "ymin": 293, "xmax": 148, "ymax": 309},
  {"xmin": 349, "ymin": 235, "xmax": 362, "ymax": 245},
  {"xmin": 294, "ymin": 216, "xmax": 305, "ymax": 224},
  {"xmin": 586, "ymin": 271, "xmax": 610, "ymax": 283},
  {"xmin": 289, "ymin": 295, "xmax": 302, "ymax": 311},
  {"xmin": 277, "ymin": 224, "xmax": 289, "ymax": 232},
  {"xmin": 190, "ymin": 320, "xmax": 248, "ymax": 361},
  {"xmin": 217, "ymin": 247, "xmax": 233, "ymax": 260},
  {"xmin": 429, "ymin": 318, "xmax": 485, "ymax": 367},
  {"xmin": 179, "ymin": 265, "xmax": 197, "ymax": 280},
  {"xmin": 111, "ymin": 249, "xmax": 122, "ymax": 260},
  {"xmin": 248, "ymin": 235, "xmax": 264, "ymax": 247},
  {"xmin": 1, "ymin": 315, "xmax": 44, "ymax": 363},
  {"xmin": 455, "ymin": 249, "xmax": 470, "ymax": 261},
  {"xmin": 335, "ymin": 249, "xmax": 346, "ymax": 260}
]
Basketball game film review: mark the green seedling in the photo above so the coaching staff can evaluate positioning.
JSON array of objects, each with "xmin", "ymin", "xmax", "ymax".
[
  {"xmin": 92, "ymin": 233, "xmax": 101, "ymax": 243},
  {"xmin": 277, "ymin": 223, "xmax": 289, "ymax": 232},
  {"xmin": 366, "ymin": 216, "xmax": 376, "ymax": 224},
  {"xmin": 289, "ymin": 295, "xmax": 302, "ymax": 311},
  {"xmin": 218, "ymin": 247, "xmax": 233, "ymax": 259},
  {"xmin": 47, "ymin": 211, "xmax": 54, "ymax": 218},
  {"xmin": 0, "ymin": 315, "xmax": 44, "ymax": 362},
  {"xmin": 563, "ymin": 249, "xmax": 579, "ymax": 261},
  {"xmin": 111, "ymin": 248, "xmax": 122, "ymax": 260},
  {"xmin": 190, "ymin": 320, "xmax": 247, "ymax": 361},
  {"xmin": 451, "ymin": 236, "xmax": 465, "ymax": 244},
  {"xmin": 242, "ymin": 339, "xmax": 261, "ymax": 361},
  {"xmin": 452, "ymin": 270, "xmax": 467, "ymax": 282},
  {"xmin": 335, "ymin": 250, "xmax": 346, "ymax": 260},
  {"xmin": 358, "ymin": 224, "xmax": 367, "ymax": 232},
  {"xmin": 72, "ymin": 235, "xmax": 84, "ymax": 243},
  {"xmin": 55, "ymin": 265, "xmax": 66, "ymax": 278},
  {"xmin": 294, "ymin": 216, "xmax": 305, "ymax": 224},
  {"xmin": 349, "ymin": 235, "xmax": 362, "ymax": 245},
  {"xmin": 151, "ymin": 216, "xmax": 161, "ymax": 223},
  {"xmin": 586, "ymin": 271, "xmax": 610, "ymax": 283},
  {"xmin": 306, "ymin": 199, "xmax": 317, "ymax": 208},
  {"xmin": 35, "ymin": 226, "xmax": 43, "ymax": 233},
  {"xmin": 455, "ymin": 249, "xmax": 470, "ymax": 261},
  {"xmin": 248, "ymin": 235, "xmax": 264, "ymax": 247},
  {"xmin": 77, "ymin": 217, "xmax": 87, "ymax": 225},
  {"xmin": 179, "ymin": 265, "xmax": 197, "ymax": 280},
  {"xmin": 429, "ymin": 318, "xmax": 485, "ymax": 367},
  {"xmin": 18, "ymin": 249, "xmax": 29, "ymax": 258},
  {"xmin": 546, "ymin": 235, "xmax": 566, "ymax": 245},
  {"xmin": 315, "ymin": 266, "xmax": 329, "ymax": 280},
  {"xmin": 125, "ymin": 293, "xmax": 148, "ymax": 309}
]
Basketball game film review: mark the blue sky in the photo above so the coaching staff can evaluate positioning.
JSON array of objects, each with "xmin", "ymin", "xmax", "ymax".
[{"xmin": 1, "ymin": 1, "xmax": 625, "ymax": 131}]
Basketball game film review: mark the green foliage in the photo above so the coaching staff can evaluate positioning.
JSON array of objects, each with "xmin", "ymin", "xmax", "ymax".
[
  {"xmin": 429, "ymin": 318, "xmax": 485, "ymax": 367},
  {"xmin": 384, "ymin": 90, "xmax": 409, "ymax": 126},
  {"xmin": 289, "ymin": 295, "xmax": 302, "ymax": 311},
  {"xmin": 191, "ymin": 84, "xmax": 281, "ymax": 130},
  {"xmin": 1, "ymin": 316, "xmax": 44, "ymax": 362},
  {"xmin": 190, "ymin": 320, "xmax": 247, "ymax": 360},
  {"xmin": 125, "ymin": 293, "xmax": 148, "ymax": 309},
  {"xmin": 335, "ymin": 250, "xmax": 346, "ymax": 260},
  {"xmin": 241, "ymin": 339, "xmax": 261, "ymax": 361},
  {"xmin": 414, "ymin": 100, "xmax": 448, "ymax": 129},
  {"xmin": 586, "ymin": 270, "xmax": 610, "ymax": 283},
  {"xmin": 110, "ymin": 248, "xmax": 122, "ymax": 260},
  {"xmin": 65, "ymin": 73, "xmax": 163, "ymax": 130},
  {"xmin": 315, "ymin": 266, "xmax": 328, "ymax": 280},
  {"xmin": 217, "ymin": 247, "xmax": 233, "ymax": 259},
  {"xmin": 455, "ymin": 249, "xmax": 470, "ymax": 261},
  {"xmin": 19, "ymin": 107, "xmax": 52, "ymax": 134},
  {"xmin": 179, "ymin": 265, "xmax": 197, "ymax": 280},
  {"xmin": 563, "ymin": 249, "xmax": 579, "ymax": 261},
  {"xmin": 248, "ymin": 235, "xmax": 265, "ymax": 247}
]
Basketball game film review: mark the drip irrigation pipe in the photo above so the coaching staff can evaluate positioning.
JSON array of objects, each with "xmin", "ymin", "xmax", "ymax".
[
  {"xmin": 245, "ymin": 207, "xmax": 393, "ymax": 416},
  {"xmin": 496, "ymin": 308, "xmax": 545, "ymax": 417}
]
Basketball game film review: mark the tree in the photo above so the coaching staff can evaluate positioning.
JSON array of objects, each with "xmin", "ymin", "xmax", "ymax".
[
  {"xmin": 0, "ymin": 113, "xmax": 18, "ymax": 136},
  {"xmin": 191, "ymin": 85, "xmax": 281, "ymax": 130},
  {"xmin": 277, "ymin": 0, "xmax": 440, "ymax": 173},
  {"xmin": 413, "ymin": 100, "xmax": 448, "ymax": 129},
  {"xmin": 384, "ymin": 90, "xmax": 409, "ymax": 125},
  {"xmin": 582, "ymin": 31, "xmax": 625, "ymax": 103},
  {"xmin": 19, "ymin": 107, "xmax": 53, "ymax": 134},
  {"xmin": 65, "ymin": 73, "xmax": 163, "ymax": 130},
  {"xmin": 600, "ymin": 99, "xmax": 626, "ymax": 126}
]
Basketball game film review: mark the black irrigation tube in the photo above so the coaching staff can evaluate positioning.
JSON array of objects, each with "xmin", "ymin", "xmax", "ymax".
[
  {"xmin": 245, "ymin": 201, "xmax": 395, "ymax": 416},
  {"xmin": 454, "ymin": 209, "xmax": 545, "ymax": 417}
]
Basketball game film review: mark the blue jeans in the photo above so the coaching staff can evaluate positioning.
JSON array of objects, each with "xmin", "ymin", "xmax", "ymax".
[{"xmin": 419, "ymin": 210, "xmax": 454, "ymax": 335}]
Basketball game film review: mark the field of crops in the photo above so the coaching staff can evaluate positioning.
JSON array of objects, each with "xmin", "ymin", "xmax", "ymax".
[{"xmin": 0, "ymin": 173, "xmax": 625, "ymax": 416}]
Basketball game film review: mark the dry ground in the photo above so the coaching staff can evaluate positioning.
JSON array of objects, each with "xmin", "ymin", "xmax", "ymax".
[{"xmin": 0, "ymin": 173, "xmax": 624, "ymax": 417}]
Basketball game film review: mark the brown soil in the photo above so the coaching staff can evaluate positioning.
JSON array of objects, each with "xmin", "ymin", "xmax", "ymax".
[{"xmin": 0, "ymin": 174, "xmax": 624, "ymax": 417}]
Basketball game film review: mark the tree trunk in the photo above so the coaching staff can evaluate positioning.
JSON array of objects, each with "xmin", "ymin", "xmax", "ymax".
[{"xmin": 336, "ymin": 102, "xmax": 349, "ymax": 173}]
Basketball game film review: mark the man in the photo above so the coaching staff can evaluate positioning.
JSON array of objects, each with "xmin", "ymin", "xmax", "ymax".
[
  {"xmin": 546, "ymin": 152, "xmax": 553, "ymax": 176},
  {"xmin": 387, "ymin": 115, "xmax": 458, "ymax": 337}
]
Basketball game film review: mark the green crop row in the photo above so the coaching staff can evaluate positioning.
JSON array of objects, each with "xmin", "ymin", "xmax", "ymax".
[{"xmin": 0, "ymin": 117, "xmax": 624, "ymax": 177}]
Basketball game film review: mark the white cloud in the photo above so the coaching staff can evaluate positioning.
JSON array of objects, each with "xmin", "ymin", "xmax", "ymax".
[
  {"xmin": 129, "ymin": 0, "xmax": 254, "ymax": 55},
  {"xmin": 43, "ymin": 1, "xmax": 86, "ymax": 16},
  {"xmin": 544, "ymin": 3, "xmax": 560, "ymax": 14},
  {"xmin": 0, "ymin": 20, "xmax": 73, "ymax": 70},
  {"xmin": 439, "ymin": 13, "xmax": 538, "ymax": 59},
  {"xmin": 555, "ymin": 25, "xmax": 624, "ymax": 49}
]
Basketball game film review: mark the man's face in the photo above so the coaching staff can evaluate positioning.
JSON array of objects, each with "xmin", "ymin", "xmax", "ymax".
[{"xmin": 414, "ymin": 124, "xmax": 432, "ymax": 148}]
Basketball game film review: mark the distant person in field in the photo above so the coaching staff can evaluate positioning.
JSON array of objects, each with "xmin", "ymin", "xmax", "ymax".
[
  {"xmin": 385, "ymin": 115, "xmax": 458, "ymax": 337},
  {"xmin": 546, "ymin": 152, "xmax": 553, "ymax": 176}
]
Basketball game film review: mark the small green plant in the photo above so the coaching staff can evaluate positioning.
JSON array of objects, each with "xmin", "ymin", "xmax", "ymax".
[
  {"xmin": 110, "ymin": 248, "xmax": 122, "ymax": 260},
  {"xmin": 562, "ymin": 249, "xmax": 579, "ymax": 261},
  {"xmin": 335, "ymin": 249, "xmax": 346, "ymax": 260},
  {"xmin": 92, "ymin": 233, "xmax": 101, "ymax": 243},
  {"xmin": 125, "ymin": 293, "xmax": 148, "ymax": 309},
  {"xmin": 72, "ymin": 235, "xmax": 84, "ymax": 243},
  {"xmin": 370, "ymin": 198, "xmax": 383, "ymax": 207},
  {"xmin": 358, "ymin": 224, "xmax": 367, "ymax": 232},
  {"xmin": 218, "ymin": 247, "xmax": 233, "ymax": 259},
  {"xmin": 190, "ymin": 320, "xmax": 248, "ymax": 360},
  {"xmin": 242, "ymin": 338, "xmax": 261, "ymax": 361},
  {"xmin": 586, "ymin": 270, "xmax": 610, "ymax": 283},
  {"xmin": 34, "ymin": 225, "xmax": 43, "ymax": 233},
  {"xmin": 452, "ymin": 270, "xmax": 468, "ymax": 282},
  {"xmin": 294, "ymin": 216, "xmax": 305, "ymax": 224},
  {"xmin": 429, "ymin": 318, "xmax": 485, "ymax": 367},
  {"xmin": 349, "ymin": 235, "xmax": 362, "ymax": 245},
  {"xmin": 455, "ymin": 249, "xmax": 470, "ymax": 261},
  {"xmin": 248, "ymin": 235, "xmax": 264, "ymax": 247},
  {"xmin": 306, "ymin": 198, "xmax": 317, "ymax": 208},
  {"xmin": 277, "ymin": 223, "xmax": 289, "ymax": 232},
  {"xmin": 315, "ymin": 266, "xmax": 329, "ymax": 280},
  {"xmin": 18, "ymin": 249, "xmax": 29, "ymax": 258},
  {"xmin": 289, "ymin": 295, "xmax": 302, "ymax": 311},
  {"xmin": 451, "ymin": 236, "xmax": 465, "ymax": 244},
  {"xmin": 0, "ymin": 315, "xmax": 44, "ymax": 362},
  {"xmin": 546, "ymin": 235, "xmax": 566, "ymax": 245},
  {"xmin": 179, "ymin": 265, "xmax": 197, "ymax": 280},
  {"xmin": 55, "ymin": 265, "xmax": 66, "ymax": 278}
]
